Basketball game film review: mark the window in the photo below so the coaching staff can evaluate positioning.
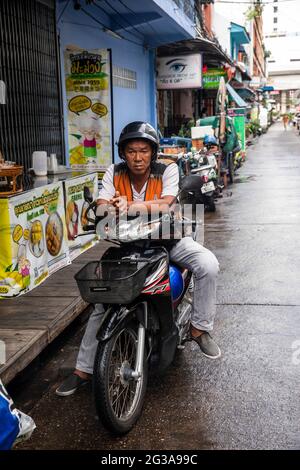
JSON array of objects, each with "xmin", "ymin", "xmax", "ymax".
[
  {"xmin": 113, "ymin": 66, "xmax": 137, "ymax": 89},
  {"xmin": 273, "ymin": 17, "xmax": 278, "ymax": 23},
  {"xmin": 273, "ymin": 28, "xmax": 278, "ymax": 32},
  {"xmin": 274, "ymin": 6, "xmax": 278, "ymax": 13}
]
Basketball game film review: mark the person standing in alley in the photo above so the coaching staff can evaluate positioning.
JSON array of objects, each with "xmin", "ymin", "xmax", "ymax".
[{"xmin": 282, "ymin": 114, "xmax": 289, "ymax": 130}]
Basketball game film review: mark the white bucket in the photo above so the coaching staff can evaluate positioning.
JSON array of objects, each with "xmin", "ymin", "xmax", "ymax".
[{"xmin": 32, "ymin": 151, "xmax": 47, "ymax": 176}]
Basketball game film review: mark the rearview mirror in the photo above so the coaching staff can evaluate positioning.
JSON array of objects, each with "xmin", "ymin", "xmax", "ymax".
[
  {"xmin": 179, "ymin": 175, "xmax": 203, "ymax": 192},
  {"xmin": 83, "ymin": 186, "xmax": 93, "ymax": 203}
]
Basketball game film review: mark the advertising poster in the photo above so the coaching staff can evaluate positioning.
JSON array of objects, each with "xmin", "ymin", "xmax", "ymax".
[
  {"xmin": 0, "ymin": 183, "xmax": 70, "ymax": 298},
  {"xmin": 64, "ymin": 172, "xmax": 99, "ymax": 260},
  {"xmin": 65, "ymin": 49, "xmax": 112, "ymax": 171},
  {"xmin": 157, "ymin": 54, "xmax": 202, "ymax": 89}
]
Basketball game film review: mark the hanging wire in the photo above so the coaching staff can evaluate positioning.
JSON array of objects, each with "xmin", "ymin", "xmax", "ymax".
[
  {"xmin": 57, "ymin": 0, "xmax": 72, "ymax": 23},
  {"xmin": 216, "ymin": 0, "xmax": 298, "ymax": 3},
  {"xmin": 95, "ymin": 0, "xmax": 145, "ymax": 39},
  {"xmin": 79, "ymin": 6, "xmax": 145, "ymax": 47},
  {"xmin": 116, "ymin": 0, "xmax": 162, "ymax": 37},
  {"xmin": 93, "ymin": 0, "xmax": 144, "ymax": 41}
]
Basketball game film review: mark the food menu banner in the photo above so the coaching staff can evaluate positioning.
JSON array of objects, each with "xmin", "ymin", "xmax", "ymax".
[
  {"xmin": 0, "ymin": 182, "xmax": 70, "ymax": 298},
  {"xmin": 65, "ymin": 48, "xmax": 112, "ymax": 171},
  {"xmin": 64, "ymin": 172, "xmax": 98, "ymax": 260}
]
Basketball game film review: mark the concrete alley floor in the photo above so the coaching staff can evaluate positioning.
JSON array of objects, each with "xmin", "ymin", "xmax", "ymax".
[{"xmin": 11, "ymin": 122, "xmax": 300, "ymax": 450}]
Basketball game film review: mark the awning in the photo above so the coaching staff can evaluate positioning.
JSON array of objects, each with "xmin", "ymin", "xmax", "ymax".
[
  {"xmin": 226, "ymin": 83, "xmax": 248, "ymax": 108},
  {"xmin": 230, "ymin": 23, "xmax": 251, "ymax": 44},
  {"xmin": 236, "ymin": 87, "xmax": 256, "ymax": 102},
  {"xmin": 157, "ymin": 37, "xmax": 234, "ymax": 66}
]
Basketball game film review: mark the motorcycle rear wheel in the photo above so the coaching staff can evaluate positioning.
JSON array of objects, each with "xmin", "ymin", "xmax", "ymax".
[
  {"xmin": 204, "ymin": 195, "xmax": 216, "ymax": 212},
  {"xmin": 93, "ymin": 323, "xmax": 148, "ymax": 435}
]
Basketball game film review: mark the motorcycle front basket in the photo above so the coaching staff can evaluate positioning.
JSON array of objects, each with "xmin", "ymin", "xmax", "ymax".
[{"xmin": 75, "ymin": 259, "xmax": 150, "ymax": 304}]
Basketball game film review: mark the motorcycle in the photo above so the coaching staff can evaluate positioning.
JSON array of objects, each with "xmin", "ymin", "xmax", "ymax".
[
  {"xmin": 74, "ymin": 177, "xmax": 201, "ymax": 435},
  {"xmin": 178, "ymin": 151, "xmax": 216, "ymax": 212}
]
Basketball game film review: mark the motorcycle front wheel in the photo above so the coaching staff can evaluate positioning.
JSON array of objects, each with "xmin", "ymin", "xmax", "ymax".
[{"xmin": 93, "ymin": 323, "xmax": 148, "ymax": 435}]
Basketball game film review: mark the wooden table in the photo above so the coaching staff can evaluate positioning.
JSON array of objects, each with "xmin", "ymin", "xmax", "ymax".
[
  {"xmin": 0, "ymin": 165, "xmax": 23, "ymax": 196},
  {"xmin": 0, "ymin": 242, "xmax": 108, "ymax": 385}
]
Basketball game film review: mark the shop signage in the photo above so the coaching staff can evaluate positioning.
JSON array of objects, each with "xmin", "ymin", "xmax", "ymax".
[
  {"xmin": 203, "ymin": 68, "xmax": 226, "ymax": 89},
  {"xmin": 156, "ymin": 54, "xmax": 202, "ymax": 89},
  {"xmin": 64, "ymin": 49, "xmax": 112, "ymax": 171},
  {"xmin": 64, "ymin": 173, "xmax": 98, "ymax": 260},
  {"xmin": 0, "ymin": 183, "xmax": 70, "ymax": 298}
]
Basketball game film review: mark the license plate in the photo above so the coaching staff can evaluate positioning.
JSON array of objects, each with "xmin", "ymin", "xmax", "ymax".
[
  {"xmin": 201, "ymin": 182, "xmax": 215, "ymax": 194},
  {"xmin": 208, "ymin": 155, "xmax": 216, "ymax": 167}
]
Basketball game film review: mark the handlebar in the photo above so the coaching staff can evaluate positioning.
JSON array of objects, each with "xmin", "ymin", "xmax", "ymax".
[{"xmin": 82, "ymin": 224, "xmax": 96, "ymax": 232}]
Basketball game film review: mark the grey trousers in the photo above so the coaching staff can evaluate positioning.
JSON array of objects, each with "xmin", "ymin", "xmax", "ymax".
[{"xmin": 76, "ymin": 237, "xmax": 219, "ymax": 374}]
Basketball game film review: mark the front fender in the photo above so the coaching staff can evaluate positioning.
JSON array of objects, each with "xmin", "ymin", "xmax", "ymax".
[{"xmin": 96, "ymin": 303, "xmax": 145, "ymax": 343}]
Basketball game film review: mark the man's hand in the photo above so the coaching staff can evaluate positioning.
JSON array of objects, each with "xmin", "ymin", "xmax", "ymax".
[{"xmin": 110, "ymin": 191, "xmax": 129, "ymax": 215}]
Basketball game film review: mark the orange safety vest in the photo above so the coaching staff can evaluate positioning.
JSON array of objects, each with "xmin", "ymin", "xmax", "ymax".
[{"xmin": 113, "ymin": 162, "xmax": 167, "ymax": 201}]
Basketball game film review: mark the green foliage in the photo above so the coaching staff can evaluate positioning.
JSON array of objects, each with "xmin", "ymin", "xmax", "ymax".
[
  {"xmin": 178, "ymin": 119, "xmax": 195, "ymax": 138},
  {"xmin": 246, "ymin": 119, "xmax": 261, "ymax": 137},
  {"xmin": 262, "ymin": 43, "xmax": 272, "ymax": 59},
  {"xmin": 244, "ymin": 3, "xmax": 264, "ymax": 21}
]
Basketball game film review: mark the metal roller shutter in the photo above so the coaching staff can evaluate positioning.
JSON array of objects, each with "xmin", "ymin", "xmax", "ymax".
[{"xmin": 0, "ymin": 0, "xmax": 64, "ymax": 170}]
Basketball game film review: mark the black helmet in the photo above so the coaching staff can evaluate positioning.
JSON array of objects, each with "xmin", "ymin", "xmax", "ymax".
[{"xmin": 118, "ymin": 121, "xmax": 159, "ymax": 160}]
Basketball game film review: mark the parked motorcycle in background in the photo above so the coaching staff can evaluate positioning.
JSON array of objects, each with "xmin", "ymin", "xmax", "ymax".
[{"xmin": 177, "ymin": 150, "xmax": 216, "ymax": 212}]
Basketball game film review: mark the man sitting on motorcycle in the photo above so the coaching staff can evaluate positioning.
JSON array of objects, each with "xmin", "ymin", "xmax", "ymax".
[{"xmin": 56, "ymin": 121, "xmax": 221, "ymax": 397}]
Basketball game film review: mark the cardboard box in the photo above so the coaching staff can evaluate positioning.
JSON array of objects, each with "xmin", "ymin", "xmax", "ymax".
[{"xmin": 163, "ymin": 146, "xmax": 185, "ymax": 155}]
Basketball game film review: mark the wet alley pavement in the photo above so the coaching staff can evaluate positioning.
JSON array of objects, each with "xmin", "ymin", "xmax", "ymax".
[{"xmin": 11, "ymin": 122, "xmax": 300, "ymax": 450}]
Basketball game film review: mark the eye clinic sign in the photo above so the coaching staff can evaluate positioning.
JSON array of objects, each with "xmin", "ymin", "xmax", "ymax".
[{"xmin": 157, "ymin": 54, "xmax": 202, "ymax": 90}]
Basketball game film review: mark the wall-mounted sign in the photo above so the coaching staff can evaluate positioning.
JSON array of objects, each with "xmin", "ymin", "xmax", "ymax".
[
  {"xmin": 157, "ymin": 54, "xmax": 202, "ymax": 90},
  {"xmin": 64, "ymin": 49, "xmax": 112, "ymax": 171},
  {"xmin": 203, "ymin": 68, "xmax": 226, "ymax": 89}
]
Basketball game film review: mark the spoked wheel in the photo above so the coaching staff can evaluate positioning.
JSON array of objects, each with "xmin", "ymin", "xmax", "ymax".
[{"xmin": 93, "ymin": 325, "xmax": 148, "ymax": 435}]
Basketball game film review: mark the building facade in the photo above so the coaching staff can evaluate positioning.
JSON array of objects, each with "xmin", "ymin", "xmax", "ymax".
[
  {"xmin": 263, "ymin": 0, "xmax": 300, "ymax": 113},
  {"xmin": 0, "ymin": 0, "xmax": 197, "ymax": 169}
]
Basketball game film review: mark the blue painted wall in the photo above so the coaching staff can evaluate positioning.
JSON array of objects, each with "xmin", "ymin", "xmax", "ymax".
[{"xmin": 57, "ymin": 9, "xmax": 157, "ymax": 164}]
